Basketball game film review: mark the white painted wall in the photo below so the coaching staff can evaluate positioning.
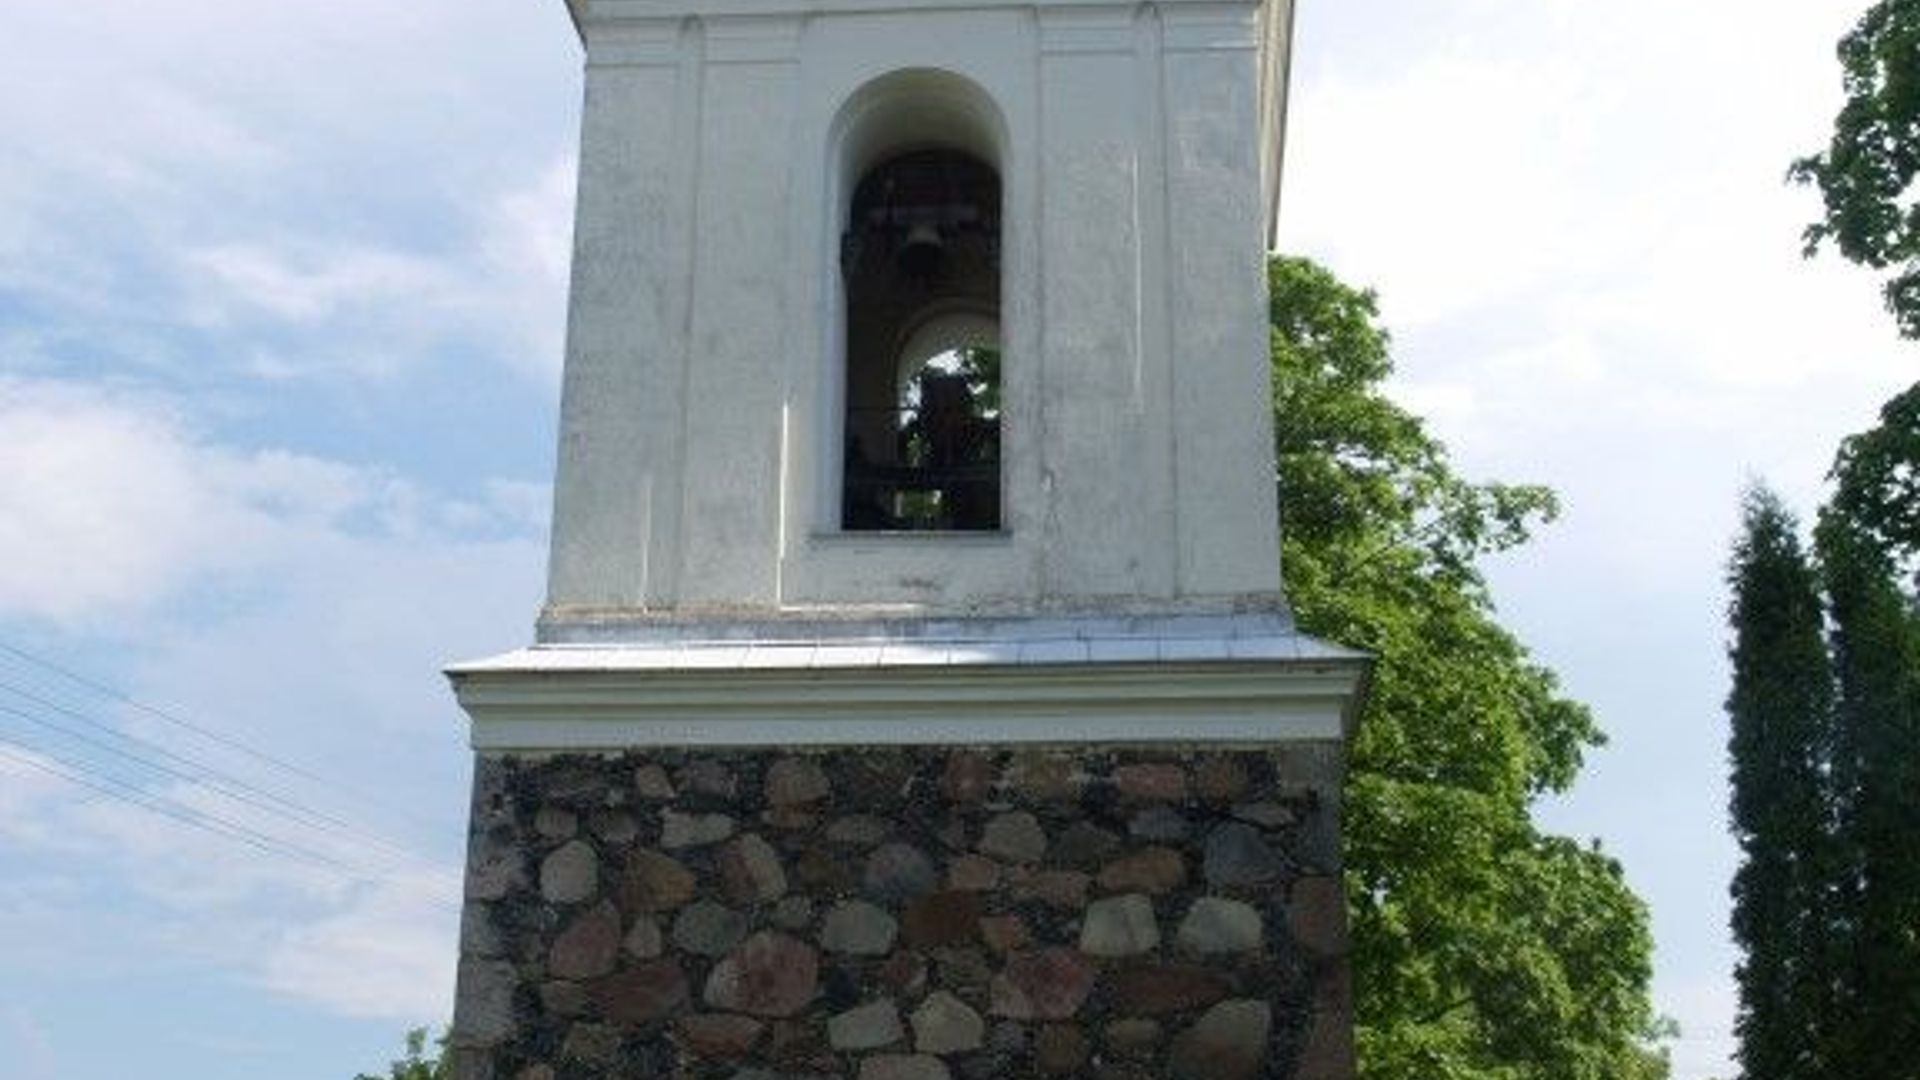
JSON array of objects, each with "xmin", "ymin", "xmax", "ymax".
[{"xmin": 543, "ymin": 0, "xmax": 1293, "ymax": 632}]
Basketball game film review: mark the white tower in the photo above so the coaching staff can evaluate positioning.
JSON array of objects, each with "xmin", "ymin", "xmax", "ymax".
[
  {"xmin": 447, "ymin": 0, "xmax": 1364, "ymax": 1076},
  {"xmin": 536, "ymin": 0, "xmax": 1293, "ymax": 620}
]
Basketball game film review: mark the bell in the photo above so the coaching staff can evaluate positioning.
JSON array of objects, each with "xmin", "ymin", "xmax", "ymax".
[{"xmin": 897, "ymin": 221, "xmax": 945, "ymax": 283}]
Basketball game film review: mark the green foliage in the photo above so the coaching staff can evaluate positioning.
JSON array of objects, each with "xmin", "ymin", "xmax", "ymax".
[
  {"xmin": 954, "ymin": 344, "xmax": 1001, "ymax": 415},
  {"xmin": 1726, "ymin": 487, "xmax": 1836, "ymax": 1080},
  {"xmin": 1725, "ymin": 400, "xmax": 1920, "ymax": 1080},
  {"xmin": 1827, "ymin": 381, "xmax": 1920, "ymax": 572},
  {"xmin": 1813, "ymin": 494, "xmax": 1920, "ymax": 1079},
  {"xmin": 354, "ymin": 1028, "xmax": 447, "ymax": 1080},
  {"xmin": 1269, "ymin": 256, "xmax": 1665, "ymax": 1080},
  {"xmin": 1789, "ymin": 0, "xmax": 1920, "ymax": 338}
]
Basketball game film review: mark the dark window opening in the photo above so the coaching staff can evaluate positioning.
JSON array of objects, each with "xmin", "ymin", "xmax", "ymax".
[{"xmin": 841, "ymin": 150, "xmax": 1002, "ymax": 531}]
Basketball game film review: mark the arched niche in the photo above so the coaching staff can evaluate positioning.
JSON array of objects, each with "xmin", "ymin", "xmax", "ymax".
[{"xmin": 828, "ymin": 70, "xmax": 1008, "ymax": 533}]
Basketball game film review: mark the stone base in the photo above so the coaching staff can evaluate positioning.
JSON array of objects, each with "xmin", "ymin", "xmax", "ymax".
[{"xmin": 450, "ymin": 745, "xmax": 1355, "ymax": 1080}]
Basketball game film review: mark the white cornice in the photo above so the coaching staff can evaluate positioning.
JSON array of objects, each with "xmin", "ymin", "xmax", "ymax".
[
  {"xmin": 574, "ymin": 0, "xmax": 1263, "ymax": 22},
  {"xmin": 448, "ymin": 643, "xmax": 1367, "ymax": 750}
]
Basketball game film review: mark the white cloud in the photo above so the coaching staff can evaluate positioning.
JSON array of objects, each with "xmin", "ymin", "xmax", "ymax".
[
  {"xmin": 1, "ymin": 1003, "xmax": 56, "ymax": 1080},
  {"xmin": 0, "ymin": 0, "xmax": 577, "ymax": 387},
  {"xmin": 1284, "ymin": 0, "xmax": 1914, "ymax": 536},
  {"xmin": 257, "ymin": 872, "xmax": 460, "ymax": 1021},
  {"xmin": 487, "ymin": 157, "xmax": 579, "ymax": 290},
  {"xmin": 0, "ymin": 752, "xmax": 461, "ymax": 1022},
  {"xmin": 0, "ymin": 376, "xmax": 547, "ymax": 627},
  {"xmin": 0, "ymin": 0, "xmax": 571, "ymax": 1057},
  {"xmin": 185, "ymin": 246, "xmax": 454, "ymax": 326},
  {"xmin": 176, "ymin": 156, "xmax": 575, "ymax": 382},
  {"xmin": 0, "ymin": 750, "xmax": 76, "ymax": 848},
  {"xmin": 1286, "ymin": 0, "xmax": 1909, "ymax": 379},
  {"xmin": 0, "ymin": 380, "xmax": 248, "ymax": 624},
  {"xmin": 1284, "ymin": 5, "xmax": 1917, "ymax": 1080},
  {"xmin": 477, "ymin": 156, "xmax": 579, "ymax": 379},
  {"xmin": 14, "ymin": 763, "xmax": 461, "ymax": 1018},
  {"xmin": 0, "ymin": 379, "xmax": 543, "ymax": 1021}
]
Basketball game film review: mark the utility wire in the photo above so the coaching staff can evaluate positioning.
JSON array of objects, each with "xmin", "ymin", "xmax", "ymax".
[
  {"xmin": 0, "ymin": 638, "xmax": 455, "ymax": 834},
  {"xmin": 0, "ymin": 682, "xmax": 377, "ymax": 841},
  {"xmin": 0, "ymin": 735, "xmax": 365, "ymax": 876},
  {"xmin": 0, "ymin": 736, "xmax": 464, "ymax": 912},
  {"xmin": 0, "ymin": 639, "xmax": 456, "ymax": 835},
  {"xmin": 0, "ymin": 641, "xmax": 345, "ymax": 787},
  {"xmin": 0, "ymin": 691, "xmax": 460, "ymax": 890},
  {"xmin": 0, "ymin": 640, "xmax": 469, "ymax": 896}
]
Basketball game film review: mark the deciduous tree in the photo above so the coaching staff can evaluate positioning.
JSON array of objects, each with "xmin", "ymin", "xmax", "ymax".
[
  {"xmin": 1826, "ymin": 382, "xmax": 1920, "ymax": 570},
  {"xmin": 1790, "ymin": 0, "xmax": 1920, "ymax": 338},
  {"xmin": 1269, "ymin": 256, "xmax": 1666, "ymax": 1080},
  {"xmin": 355, "ymin": 1028, "xmax": 447, "ymax": 1080}
]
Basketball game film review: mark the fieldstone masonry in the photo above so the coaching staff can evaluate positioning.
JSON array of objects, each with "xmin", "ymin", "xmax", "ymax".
[{"xmin": 450, "ymin": 746, "xmax": 1354, "ymax": 1080}]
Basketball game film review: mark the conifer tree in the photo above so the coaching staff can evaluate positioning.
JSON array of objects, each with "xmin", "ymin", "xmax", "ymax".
[
  {"xmin": 1813, "ymin": 510, "xmax": 1920, "ymax": 1080},
  {"xmin": 1725, "ymin": 488, "xmax": 1834, "ymax": 1080}
]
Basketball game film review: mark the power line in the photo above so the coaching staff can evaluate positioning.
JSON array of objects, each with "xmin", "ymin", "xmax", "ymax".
[
  {"xmin": 0, "ymin": 681, "xmax": 374, "ymax": 841},
  {"xmin": 0, "ymin": 634, "xmax": 460, "ymax": 845},
  {"xmin": 0, "ymin": 737, "xmax": 464, "ymax": 912},
  {"xmin": 0, "ymin": 641, "xmax": 338, "ymax": 784},
  {"xmin": 0, "ymin": 639, "xmax": 456, "ymax": 835},
  {"xmin": 0, "ymin": 690, "xmax": 459, "ymax": 889},
  {"xmin": 0, "ymin": 736, "xmax": 365, "ymax": 877},
  {"xmin": 0, "ymin": 639, "xmax": 470, "ymax": 900}
]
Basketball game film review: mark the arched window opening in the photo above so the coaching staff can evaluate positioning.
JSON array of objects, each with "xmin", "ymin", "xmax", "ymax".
[{"xmin": 841, "ymin": 149, "xmax": 1002, "ymax": 532}]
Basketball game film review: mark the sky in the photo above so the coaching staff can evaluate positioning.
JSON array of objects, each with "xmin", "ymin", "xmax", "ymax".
[{"xmin": 0, "ymin": 1, "xmax": 1910, "ymax": 1079}]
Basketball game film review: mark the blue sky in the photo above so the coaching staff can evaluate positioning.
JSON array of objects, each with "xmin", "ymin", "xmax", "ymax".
[{"xmin": 0, "ymin": 1, "xmax": 1911, "ymax": 1078}]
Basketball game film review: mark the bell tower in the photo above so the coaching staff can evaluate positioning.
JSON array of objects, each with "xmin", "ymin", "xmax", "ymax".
[{"xmin": 447, "ymin": 0, "xmax": 1365, "ymax": 1076}]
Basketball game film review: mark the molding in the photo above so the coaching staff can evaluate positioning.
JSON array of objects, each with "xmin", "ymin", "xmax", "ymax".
[
  {"xmin": 1159, "ymin": 3, "xmax": 1259, "ymax": 53},
  {"xmin": 583, "ymin": 0, "xmax": 1262, "ymax": 22},
  {"xmin": 585, "ymin": 15, "xmax": 799, "ymax": 66},
  {"xmin": 1038, "ymin": 7, "xmax": 1138, "ymax": 56},
  {"xmin": 537, "ymin": 599, "xmax": 1299, "ymax": 641},
  {"xmin": 448, "ymin": 650, "xmax": 1367, "ymax": 750},
  {"xmin": 587, "ymin": 19, "xmax": 684, "ymax": 67},
  {"xmin": 705, "ymin": 16, "xmax": 804, "ymax": 64}
]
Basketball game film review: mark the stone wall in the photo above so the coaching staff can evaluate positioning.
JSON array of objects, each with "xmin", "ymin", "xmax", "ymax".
[{"xmin": 451, "ymin": 747, "xmax": 1354, "ymax": 1080}]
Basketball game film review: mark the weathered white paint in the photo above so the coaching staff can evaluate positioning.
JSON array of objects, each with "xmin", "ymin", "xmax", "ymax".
[
  {"xmin": 452, "ymin": 653, "xmax": 1362, "ymax": 749},
  {"xmin": 450, "ymin": 613, "xmax": 1366, "ymax": 749},
  {"xmin": 541, "ymin": 0, "xmax": 1297, "ymax": 631}
]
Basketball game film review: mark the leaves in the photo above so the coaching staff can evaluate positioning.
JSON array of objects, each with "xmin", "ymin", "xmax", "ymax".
[
  {"xmin": 1726, "ymin": 486, "xmax": 1836, "ymax": 1080},
  {"xmin": 1827, "ymin": 380, "xmax": 1920, "ymax": 573},
  {"xmin": 1727, "ymin": 422, "xmax": 1920, "ymax": 1080},
  {"xmin": 1790, "ymin": 0, "xmax": 1920, "ymax": 338},
  {"xmin": 1811, "ymin": 499, "xmax": 1920, "ymax": 1079},
  {"xmin": 354, "ymin": 1028, "xmax": 447, "ymax": 1080},
  {"xmin": 1269, "ymin": 256, "xmax": 1662, "ymax": 1080}
]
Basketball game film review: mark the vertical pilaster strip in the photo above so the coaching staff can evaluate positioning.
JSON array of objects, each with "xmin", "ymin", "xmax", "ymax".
[
  {"xmin": 544, "ymin": 19, "xmax": 691, "ymax": 619},
  {"xmin": 1029, "ymin": 5, "xmax": 1056, "ymax": 600},
  {"xmin": 1035, "ymin": 5, "xmax": 1150, "ymax": 599},
  {"xmin": 772, "ymin": 14, "xmax": 822, "ymax": 605},
  {"xmin": 658, "ymin": 16, "xmax": 707, "ymax": 609},
  {"xmin": 1161, "ymin": 1, "xmax": 1282, "ymax": 600},
  {"xmin": 1135, "ymin": 3, "xmax": 1180, "ymax": 600},
  {"xmin": 676, "ymin": 17, "xmax": 802, "ymax": 607}
]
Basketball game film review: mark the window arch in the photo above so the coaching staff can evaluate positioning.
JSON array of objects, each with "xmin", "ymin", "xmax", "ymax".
[{"xmin": 829, "ymin": 70, "xmax": 1008, "ymax": 534}]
